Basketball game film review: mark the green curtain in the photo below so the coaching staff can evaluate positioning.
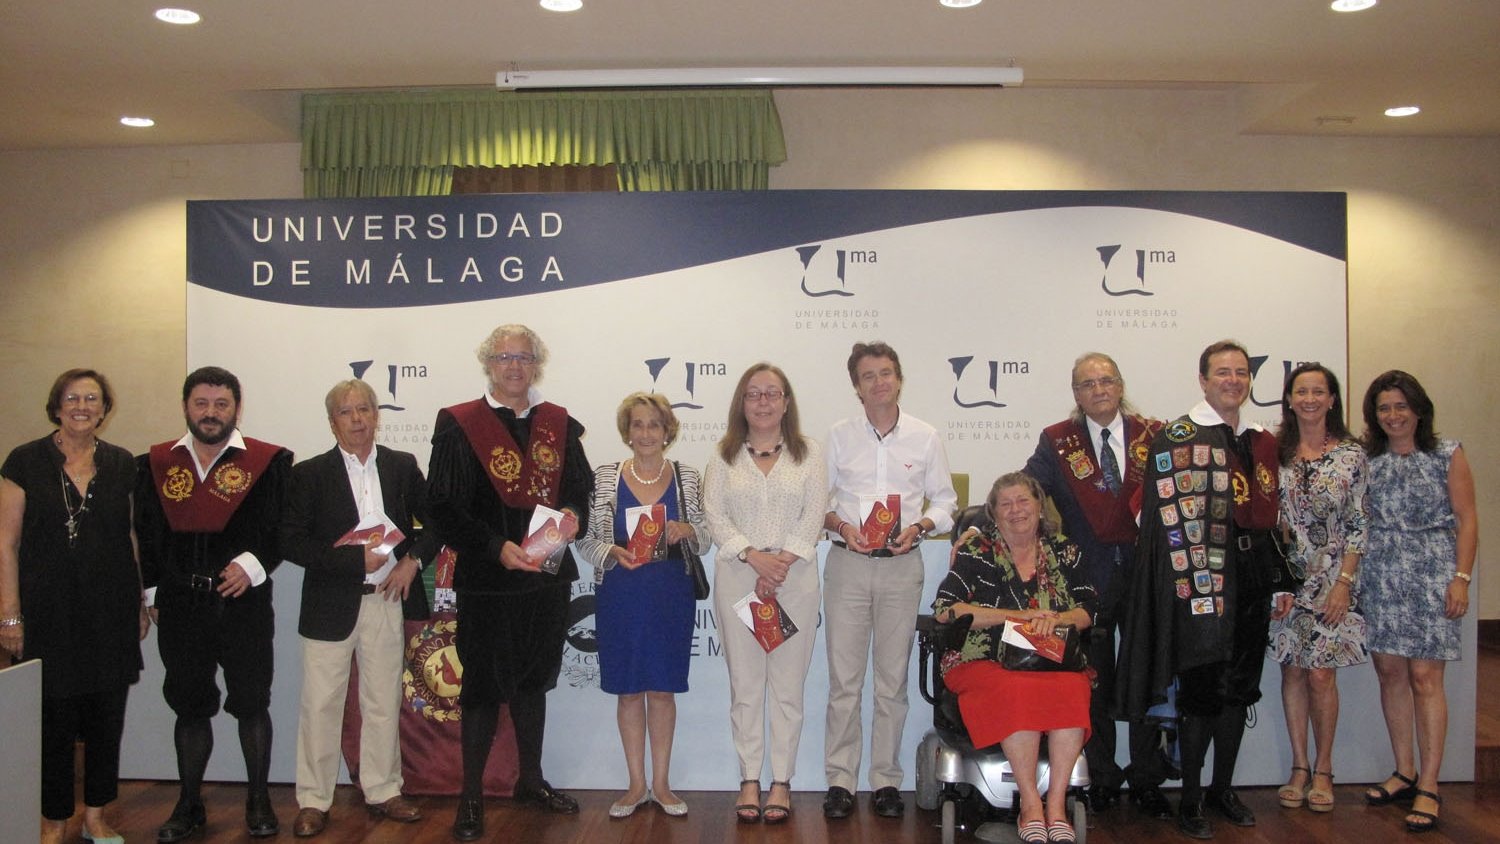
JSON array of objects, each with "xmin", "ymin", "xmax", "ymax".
[{"xmin": 301, "ymin": 89, "xmax": 787, "ymax": 197}]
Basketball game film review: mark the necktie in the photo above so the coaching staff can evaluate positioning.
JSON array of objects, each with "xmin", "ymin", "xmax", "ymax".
[{"xmin": 1099, "ymin": 428, "xmax": 1121, "ymax": 494}]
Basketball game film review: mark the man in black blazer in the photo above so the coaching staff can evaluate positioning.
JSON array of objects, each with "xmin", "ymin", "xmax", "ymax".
[{"xmin": 281, "ymin": 379, "xmax": 438, "ymax": 838}]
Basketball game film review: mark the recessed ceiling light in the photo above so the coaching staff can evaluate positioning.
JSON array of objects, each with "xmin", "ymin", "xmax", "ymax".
[
  {"xmin": 1384, "ymin": 105, "xmax": 1420, "ymax": 118},
  {"xmin": 940, "ymin": 0, "xmax": 984, "ymax": 7},
  {"xmin": 154, "ymin": 8, "xmax": 201, "ymax": 25},
  {"xmin": 1330, "ymin": 0, "xmax": 1377, "ymax": 11},
  {"xmin": 539, "ymin": 0, "xmax": 582, "ymax": 11},
  {"xmin": 120, "ymin": 116, "xmax": 156, "ymax": 128}
]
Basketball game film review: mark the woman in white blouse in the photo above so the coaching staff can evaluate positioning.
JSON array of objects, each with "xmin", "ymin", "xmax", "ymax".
[{"xmin": 704, "ymin": 362, "xmax": 827, "ymax": 825}]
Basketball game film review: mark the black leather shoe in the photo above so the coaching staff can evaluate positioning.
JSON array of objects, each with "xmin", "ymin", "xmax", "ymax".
[
  {"xmin": 1088, "ymin": 783, "xmax": 1121, "ymax": 812},
  {"xmin": 157, "ymin": 801, "xmax": 207, "ymax": 844},
  {"xmin": 1131, "ymin": 785, "xmax": 1174, "ymax": 820},
  {"xmin": 1176, "ymin": 798, "xmax": 1213, "ymax": 840},
  {"xmin": 452, "ymin": 798, "xmax": 483, "ymax": 842},
  {"xmin": 246, "ymin": 791, "xmax": 280, "ymax": 838},
  {"xmin": 514, "ymin": 779, "xmax": 580, "ymax": 814},
  {"xmin": 1204, "ymin": 788, "xmax": 1255, "ymax": 826},
  {"xmin": 873, "ymin": 786, "xmax": 905, "ymax": 818},
  {"xmin": 823, "ymin": 786, "xmax": 854, "ymax": 819}
]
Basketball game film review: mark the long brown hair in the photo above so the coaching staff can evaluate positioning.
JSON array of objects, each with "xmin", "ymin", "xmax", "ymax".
[
  {"xmin": 1276, "ymin": 362, "xmax": 1351, "ymax": 466},
  {"xmin": 716, "ymin": 362, "xmax": 809, "ymax": 465}
]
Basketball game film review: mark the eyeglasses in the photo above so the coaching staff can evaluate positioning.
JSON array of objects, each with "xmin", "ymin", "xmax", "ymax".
[
  {"xmin": 62, "ymin": 393, "xmax": 102, "ymax": 405},
  {"xmin": 743, "ymin": 389, "xmax": 786, "ymax": 403},
  {"xmin": 1072, "ymin": 377, "xmax": 1120, "ymax": 391},
  {"xmin": 487, "ymin": 353, "xmax": 537, "ymax": 365}
]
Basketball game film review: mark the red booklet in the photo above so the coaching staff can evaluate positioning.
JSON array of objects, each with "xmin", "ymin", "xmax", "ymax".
[
  {"xmin": 733, "ymin": 590, "xmax": 799, "ymax": 653},
  {"xmin": 335, "ymin": 521, "xmax": 406, "ymax": 557},
  {"xmin": 624, "ymin": 503, "xmax": 668, "ymax": 564},
  {"xmin": 859, "ymin": 493, "xmax": 901, "ymax": 549},
  {"xmin": 522, "ymin": 506, "xmax": 578, "ymax": 574},
  {"xmin": 1001, "ymin": 619, "xmax": 1068, "ymax": 663}
]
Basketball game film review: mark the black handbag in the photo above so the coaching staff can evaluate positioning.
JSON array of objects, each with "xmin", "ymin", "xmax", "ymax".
[
  {"xmin": 671, "ymin": 461, "xmax": 710, "ymax": 601},
  {"xmin": 995, "ymin": 622, "xmax": 1085, "ymax": 672}
]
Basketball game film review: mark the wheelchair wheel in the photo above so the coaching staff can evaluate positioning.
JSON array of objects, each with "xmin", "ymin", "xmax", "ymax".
[
  {"xmin": 915, "ymin": 732, "xmax": 941, "ymax": 811},
  {"xmin": 1071, "ymin": 794, "xmax": 1088, "ymax": 844},
  {"xmin": 940, "ymin": 797, "xmax": 957, "ymax": 844}
]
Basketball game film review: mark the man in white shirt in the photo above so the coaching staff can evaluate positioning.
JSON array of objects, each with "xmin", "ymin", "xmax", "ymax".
[
  {"xmin": 821, "ymin": 342, "xmax": 957, "ymax": 819},
  {"xmin": 281, "ymin": 380, "xmax": 435, "ymax": 837}
]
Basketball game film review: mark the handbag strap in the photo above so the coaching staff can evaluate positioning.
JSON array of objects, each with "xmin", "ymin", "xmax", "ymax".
[{"xmin": 671, "ymin": 460, "xmax": 692, "ymax": 573}]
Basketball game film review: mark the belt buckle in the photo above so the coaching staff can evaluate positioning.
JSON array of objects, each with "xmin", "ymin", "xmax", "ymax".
[
  {"xmin": 189, "ymin": 573, "xmax": 215, "ymax": 592},
  {"xmin": 1236, "ymin": 535, "xmax": 1253, "ymax": 552}
]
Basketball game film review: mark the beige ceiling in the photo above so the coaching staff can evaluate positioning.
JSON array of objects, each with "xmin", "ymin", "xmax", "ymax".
[{"xmin": 3, "ymin": 0, "xmax": 1496, "ymax": 151}]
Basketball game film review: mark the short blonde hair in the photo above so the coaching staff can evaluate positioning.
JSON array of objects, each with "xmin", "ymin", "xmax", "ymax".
[
  {"xmin": 323, "ymin": 379, "xmax": 378, "ymax": 420},
  {"xmin": 614, "ymin": 392, "xmax": 679, "ymax": 447},
  {"xmin": 475, "ymin": 323, "xmax": 549, "ymax": 384}
]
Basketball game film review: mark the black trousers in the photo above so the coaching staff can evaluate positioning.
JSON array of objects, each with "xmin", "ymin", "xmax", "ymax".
[
  {"xmin": 156, "ymin": 587, "xmax": 275, "ymax": 719},
  {"xmin": 41, "ymin": 686, "xmax": 131, "ymax": 820},
  {"xmin": 1086, "ymin": 604, "xmax": 1170, "ymax": 791},
  {"xmin": 455, "ymin": 584, "xmax": 571, "ymax": 793}
]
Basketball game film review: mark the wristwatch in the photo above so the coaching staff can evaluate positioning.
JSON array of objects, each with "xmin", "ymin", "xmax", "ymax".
[{"xmin": 738, "ymin": 546, "xmax": 751, "ymax": 563}]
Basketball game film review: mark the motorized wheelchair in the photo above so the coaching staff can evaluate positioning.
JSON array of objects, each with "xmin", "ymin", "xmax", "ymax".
[{"xmin": 913, "ymin": 505, "xmax": 1089, "ymax": 843}]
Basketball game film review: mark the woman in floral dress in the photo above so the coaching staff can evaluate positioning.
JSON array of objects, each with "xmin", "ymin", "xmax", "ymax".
[
  {"xmin": 1357, "ymin": 370, "xmax": 1478, "ymax": 834},
  {"xmin": 1268, "ymin": 363, "xmax": 1368, "ymax": 813}
]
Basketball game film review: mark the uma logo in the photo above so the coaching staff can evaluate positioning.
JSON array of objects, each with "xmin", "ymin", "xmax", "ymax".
[
  {"xmin": 1248, "ymin": 355, "xmax": 1318, "ymax": 408},
  {"xmin": 948, "ymin": 355, "xmax": 1031, "ymax": 409},
  {"xmin": 1097, "ymin": 245, "xmax": 1176, "ymax": 297},
  {"xmin": 796, "ymin": 244, "xmax": 877, "ymax": 298},
  {"xmin": 644, "ymin": 357, "xmax": 728, "ymax": 410},
  {"xmin": 349, "ymin": 359, "xmax": 429, "ymax": 411}
]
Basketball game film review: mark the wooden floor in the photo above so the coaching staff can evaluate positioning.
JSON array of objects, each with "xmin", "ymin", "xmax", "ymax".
[
  {"xmin": 45, "ymin": 642, "xmax": 1500, "ymax": 843},
  {"xmin": 75, "ymin": 780, "xmax": 1500, "ymax": 843}
]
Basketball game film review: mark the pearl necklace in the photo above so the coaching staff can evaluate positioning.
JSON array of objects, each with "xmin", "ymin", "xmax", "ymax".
[{"xmin": 628, "ymin": 458, "xmax": 668, "ymax": 485}]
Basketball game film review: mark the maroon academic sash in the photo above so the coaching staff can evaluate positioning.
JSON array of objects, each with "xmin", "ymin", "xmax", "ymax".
[
  {"xmin": 147, "ymin": 438, "xmax": 280, "ymax": 533},
  {"xmin": 1044, "ymin": 416, "xmax": 1161, "ymax": 545},
  {"xmin": 447, "ymin": 398, "xmax": 567, "ymax": 509},
  {"xmin": 1228, "ymin": 428, "xmax": 1280, "ymax": 530}
]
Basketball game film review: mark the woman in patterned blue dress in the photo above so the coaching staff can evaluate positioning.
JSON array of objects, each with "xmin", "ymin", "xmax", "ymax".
[
  {"xmin": 1268, "ymin": 363, "xmax": 1369, "ymax": 813},
  {"xmin": 1358, "ymin": 371, "xmax": 1478, "ymax": 834},
  {"xmin": 576, "ymin": 392, "xmax": 708, "ymax": 819}
]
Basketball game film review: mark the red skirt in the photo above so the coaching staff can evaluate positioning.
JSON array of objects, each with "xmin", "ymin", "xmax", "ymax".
[{"xmin": 944, "ymin": 660, "xmax": 1092, "ymax": 749}]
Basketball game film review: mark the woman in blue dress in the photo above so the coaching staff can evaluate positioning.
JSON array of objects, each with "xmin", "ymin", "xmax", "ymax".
[
  {"xmin": 1358, "ymin": 371, "xmax": 1478, "ymax": 834},
  {"xmin": 577, "ymin": 392, "xmax": 708, "ymax": 819}
]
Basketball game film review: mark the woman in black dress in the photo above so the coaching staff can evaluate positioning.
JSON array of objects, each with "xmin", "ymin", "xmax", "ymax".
[{"xmin": 0, "ymin": 369, "xmax": 146, "ymax": 844}]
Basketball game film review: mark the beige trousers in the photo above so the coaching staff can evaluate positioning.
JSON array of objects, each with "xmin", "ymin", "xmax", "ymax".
[
  {"xmin": 715, "ymin": 554, "xmax": 821, "ymax": 785},
  {"xmin": 822, "ymin": 544, "xmax": 925, "ymax": 791},
  {"xmin": 295, "ymin": 591, "xmax": 405, "ymax": 810}
]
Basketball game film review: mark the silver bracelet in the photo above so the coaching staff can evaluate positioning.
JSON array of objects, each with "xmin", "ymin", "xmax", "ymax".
[
  {"xmin": 1454, "ymin": 570, "xmax": 1472, "ymax": 583},
  {"xmin": 0, "ymin": 615, "xmax": 23, "ymax": 627}
]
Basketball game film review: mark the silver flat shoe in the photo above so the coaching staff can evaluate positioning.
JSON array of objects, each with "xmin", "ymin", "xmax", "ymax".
[
  {"xmin": 608, "ymin": 790, "xmax": 653, "ymax": 819},
  {"xmin": 656, "ymin": 793, "xmax": 689, "ymax": 817}
]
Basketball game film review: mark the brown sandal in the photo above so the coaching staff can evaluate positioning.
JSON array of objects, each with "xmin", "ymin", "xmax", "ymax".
[
  {"xmin": 762, "ymin": 780, "xmax": 792, "ymax": 825},
  {"xmin": 735, "ymin": 780, "xmax": 762, "ymax": 823}
]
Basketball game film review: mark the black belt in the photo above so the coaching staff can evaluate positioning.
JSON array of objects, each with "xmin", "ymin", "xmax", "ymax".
[
  {"xmin": 831, "ymin": 540, "xmax": 900, "ymax": 558},
  {"xmin": 361, "ymin": 583, "xmax": 378, "ymax": 594},
  {"xmin": 1234, "ymin": 529, "xmax": 1277, "ymax": 552},
  {"xmin": 182, "ymin": 573, "xmax": 220, "ymax": 592}
]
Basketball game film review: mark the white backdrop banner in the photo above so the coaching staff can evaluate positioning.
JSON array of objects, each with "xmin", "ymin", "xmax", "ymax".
[{"xmin": 121, "ymin": 190, "xmax": 1471, "ymax": 790}]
